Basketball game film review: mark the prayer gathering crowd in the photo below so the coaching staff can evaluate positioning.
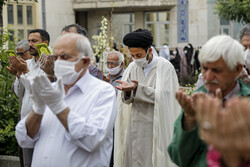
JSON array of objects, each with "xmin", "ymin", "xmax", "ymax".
[{"xmin": 5, "ymin": 22, "xmax": 250, "ymax": 167}]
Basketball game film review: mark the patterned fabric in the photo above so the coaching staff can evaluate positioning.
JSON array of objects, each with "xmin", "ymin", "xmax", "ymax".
[{"xmin": 88, "ymin": 64, "xmax": 103, "ymax": 80}]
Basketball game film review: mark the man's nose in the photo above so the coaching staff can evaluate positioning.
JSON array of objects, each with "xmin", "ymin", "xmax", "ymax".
[
  {"xmin": 29, "ymin": 42, "xmax": 32, "ymax": 48},
  {"xmin": 204, "ymin": 70, "xmax": 214, "ymax": 81},
  {"xmin": 107, "ymin": 64, "xmax": 112, "ymax": 68}
]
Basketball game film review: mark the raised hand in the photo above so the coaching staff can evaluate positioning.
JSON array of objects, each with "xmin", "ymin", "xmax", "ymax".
[
  {"xmin": 32, "ymin": 75, "xmax": 67, "ymax": 114},
  {"xmin": 6, "ymin": 65, "xmax": 17, "ymax": 76},
  {"xmin": 115, "ymin": 80, "xmax": 138, "ymax": 92},
  {"xmin": 20, "ymin": 74, "xmax": 46, "ymax": 115},
  {"xmin": 195, "ymin": 96, "xmax": 250, "ymax": 167},
  {"xmin": 220, "ymin": 97, "xmax": 250, "ymax": 165},
  {"xmin": 9, "ymin": 56, "xmax": 29, "ymax": 73},
  {"xmin": 39, "ymin": 54, "xmax": 55, "ymax": 76},
  {"xmin": 175, "ymin": 88, "xmax": 196, "ymax": 117}
]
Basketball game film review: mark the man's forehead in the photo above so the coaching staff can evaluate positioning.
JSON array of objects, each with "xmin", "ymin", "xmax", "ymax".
[
  {"xmin": 242, "ymin": 35, "xmax": 250, "ymax": 41},
  {"xmin": 16, "ymin": 48, "xmax": 24, "ymax": 52},
  {"xmin": 108, "ymin": 53, "xmax": 119, "ymax": 60},
  {"xmin": 202, "ymin": 57, "xmax": 225, "ymax": 66},
  {"xmin": 54, "ymin": 41, "xmax": 77, "ymax": 55},
  {"xmin": 28, "ymin": 32, "xmax": 41, "ymax": 39}
]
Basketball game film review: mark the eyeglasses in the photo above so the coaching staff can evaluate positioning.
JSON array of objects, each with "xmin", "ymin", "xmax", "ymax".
[
  {"xmin": 16, "ymin": 50, "xmax": 29, "ymax": 56},
  {"xmin": 105, "ymin": 62, "xmax": 120, "ymax": 66}
]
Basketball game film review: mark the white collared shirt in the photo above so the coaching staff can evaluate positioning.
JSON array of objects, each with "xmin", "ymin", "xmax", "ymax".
[{"xmin": 15, "ymin": 70, "xmax": 117, "ymax": 167}]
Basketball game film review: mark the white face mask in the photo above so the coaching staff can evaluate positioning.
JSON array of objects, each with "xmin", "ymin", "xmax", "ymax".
[
  {"xmin": 173, "ymin": 51, "xmax": 177, "ymax": 55},
  {"xmin": 245, "ymin": 49, "xmax": 250, "ymax": 70},
  {"xmin": 54, "ymin": 58, "xmax": 84, "ymax": 85},
  {"xmin": 133, "ymin": 49, "xmax": 149, "ymax": 68},
  {"xmin": 107, "ymin": 64, "xmax": 122, "ymax": 76}
]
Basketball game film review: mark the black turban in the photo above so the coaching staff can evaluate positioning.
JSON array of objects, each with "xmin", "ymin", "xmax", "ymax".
[{"xmin": 123, "ymin": 28, "xmax": 153, "ymax": 48}]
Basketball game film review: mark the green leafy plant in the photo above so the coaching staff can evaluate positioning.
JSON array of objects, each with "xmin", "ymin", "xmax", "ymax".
[
  {"xmin": 0, "ymin": 26, "xmax": 19, "ymax": 156},
  {"xmin": 215, "ymin": 0, "xmax": 250, "ymax": 23}
]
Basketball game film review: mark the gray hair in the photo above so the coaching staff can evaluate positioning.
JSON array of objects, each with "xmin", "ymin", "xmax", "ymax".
[
  {"xmin": 239, "ymin": 23, "xmax": 250, "ymax": 41},
  {"xmin": 76, "ymin": 35, "xmax": 92, "ymax": 59},
  {"xmin": 55, "ymin": 33, "xmax": 92, "ymax": 59},
  {"xmin": 199, "ymin": 35, "xmax": 245, "ymax": 71},
  {"xmin": 107, "ymin": 50, "xmax": 124, "ymax": 63},
  {"xmin": 16, "ymin": 40, "xmax": 29, "ymax": 51}
]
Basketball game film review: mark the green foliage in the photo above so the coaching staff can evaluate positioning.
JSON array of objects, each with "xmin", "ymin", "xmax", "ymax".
[
  {"xmin": 179, "ymin": 74, "xmax": 197, "ymax": 87},
  {"xmin": 215, "ymin": 0, "xmax": 250, "ymax": 23},
  {"xmin": 0, "ymin": 27, "xmax": 19, "ymax": 156},
  {"xmin": 183, "ymin": 84, "xmax": 196, "ymax": 95}
]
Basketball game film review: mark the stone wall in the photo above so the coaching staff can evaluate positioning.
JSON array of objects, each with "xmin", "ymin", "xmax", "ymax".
[{"xmin": 0, "ymin": 156, "xmax": 20, "ymax": 167}]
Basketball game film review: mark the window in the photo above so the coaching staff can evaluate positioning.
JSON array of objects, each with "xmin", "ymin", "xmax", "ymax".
[
  {"xmin": 27, "ymin": 6, "xmax": 33, "ymax": 25},
  {"xmin": 17, "ymin": 5, "xmax": 23, "ymax": 24},
  {"xmin": 145, "ymin": 11, "xmax": 170, "ymax": 48},
  {"xmin": 6, "ymin": 2, "xmax": 36, "ymax": 41},
  {"xmin": 7, "ymin": 4, "xmax": 14, "ymax": 24},
  {"xmin": 220, "ymin": 17, "xmax": 231, "ymax": 35},
  {"xmin": 112, "ymin": 13, "xmax": 135, "ymax": 46},
  {"xmin": 18, "ymin": 29, "xmax": 24, "ymax": 39},
  {"xmin": 9, "ymin": 30, "xmax": 15, "ymax": 41}
]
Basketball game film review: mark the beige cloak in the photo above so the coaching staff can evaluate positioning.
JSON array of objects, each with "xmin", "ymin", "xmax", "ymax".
[{"xmin": 114, "ymin": 57, "xmax": 180, "ymax": 167}]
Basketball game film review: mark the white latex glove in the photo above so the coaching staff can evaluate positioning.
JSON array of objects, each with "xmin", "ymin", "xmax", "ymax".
[
  {"xmin": 20, "ymin": 74, "xmax": 46, "ymax": 115},
  {"xmin": 32, "ymin": 75, "xmax": 67, "ymax": 115}
]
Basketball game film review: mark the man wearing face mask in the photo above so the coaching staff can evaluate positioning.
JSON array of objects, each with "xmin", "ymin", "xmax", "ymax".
[
  {"xmin": 15, "ymin": 33, "xmax": 118, "ymax": 167},
  {"xmin": 114, "ymin": 28, "xmax": 180, "ymax": 167},
  {"xmin": 105, "ymin": 51, "xmax": 124, "ymax": 93}
]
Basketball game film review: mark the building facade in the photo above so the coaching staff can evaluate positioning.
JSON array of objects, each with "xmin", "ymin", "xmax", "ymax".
[{"xmin": 3, "ymin": 0, "xmax": 244, "ymax": 49}]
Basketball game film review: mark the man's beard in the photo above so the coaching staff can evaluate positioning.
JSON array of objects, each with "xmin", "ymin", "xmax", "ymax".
[{"xmin": 29, "ymin": 46, "xmax": 39, "ymax": 57}]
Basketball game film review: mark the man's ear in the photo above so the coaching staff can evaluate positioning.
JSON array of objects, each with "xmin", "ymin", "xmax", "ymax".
[
  {"xmin": 233, "ymin": 63, "xmax": 243, "ymax": 77},
  {"xmin": 44, "ymin": 40, "xmax": 49, "ymax": 46},
  {"xmin": 236, "ymin": 63, "xmax": 243, "ymax": 72},
  {"xmin": 120, "ymin": 61, "xmax": 124, "ymax": 67},
  {"xmin": 82, "ymin": 57, "xmax": 90, "ymax": 67}
]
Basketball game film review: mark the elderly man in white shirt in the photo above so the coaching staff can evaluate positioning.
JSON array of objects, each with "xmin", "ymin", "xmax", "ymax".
[{"xmin": 15, "ymin": 33, "xmax": 117, "ymax": 167}]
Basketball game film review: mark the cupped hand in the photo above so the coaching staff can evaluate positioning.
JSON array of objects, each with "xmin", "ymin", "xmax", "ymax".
[{"xmin": 115, "ymin": 80, "xmax": 138, "ymax": 92}]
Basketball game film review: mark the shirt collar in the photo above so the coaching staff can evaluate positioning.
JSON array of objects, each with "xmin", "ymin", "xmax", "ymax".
[
  {"xmin": 224, "ymin": 80, "xmax": 240, "ymax": 101},
  {"xmin": 67, "ymin": 70, "xmax": 91, "ymax": 95}
]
